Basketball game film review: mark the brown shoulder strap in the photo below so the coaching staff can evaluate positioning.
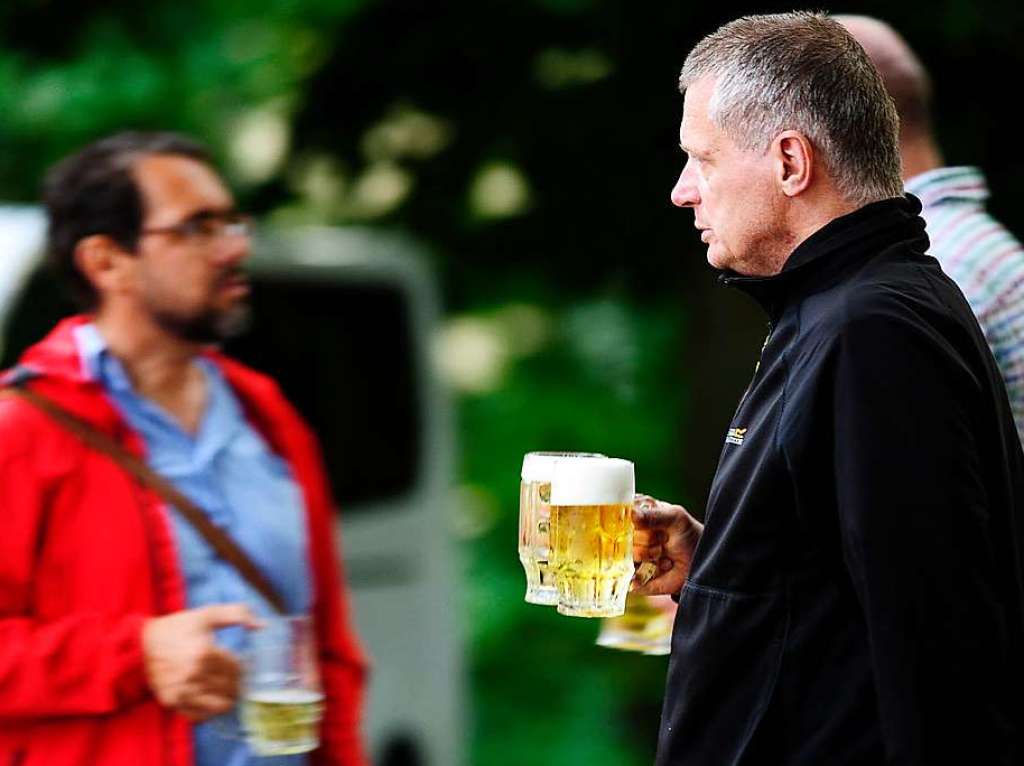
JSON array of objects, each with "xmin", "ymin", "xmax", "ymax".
[{"xmin": 3, "ymin": 385, "xmax": 288, "ymax": 614}]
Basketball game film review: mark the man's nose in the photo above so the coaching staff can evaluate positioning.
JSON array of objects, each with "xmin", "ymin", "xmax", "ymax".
[
  {"xmin": 670, "ymin": 164, "xmax": 699, "ymax": 208},
  {"xmin": 214, "ymin": 230, "xmax": 250, "ymax": 266}
]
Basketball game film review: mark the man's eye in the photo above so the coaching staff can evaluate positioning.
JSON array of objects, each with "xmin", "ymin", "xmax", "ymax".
[{"xmin": 188, "ymin": 218, "xmax": 219, "ymax": 236}]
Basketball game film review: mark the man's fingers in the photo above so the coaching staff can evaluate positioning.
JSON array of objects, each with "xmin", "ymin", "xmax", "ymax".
[
  {"xmin": 196, "ymin": 603, "xmax": 260, "ymax": 631},
  {"xmin": 632, "ymin": 498, "xmax": 688, "ymax": 530},
  {"xmin": 201, "ymin": 648, "xmax": 243, "ymax": 689},
  {"xmin": 180, "ymin": 692, "xmax": 236, "ymax": 721},
  {"xmin": 633, "ymin": 527, "xmax": 667, "ymax": 545},
  {"xmin": 634, "ymin": 543, "xmax": 664, "ymax": 562}
]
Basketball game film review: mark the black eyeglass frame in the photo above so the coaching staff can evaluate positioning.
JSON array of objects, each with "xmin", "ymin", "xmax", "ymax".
[{"xmin": 139, "ymin": 210, "xmax": 253, "ymax": 240}]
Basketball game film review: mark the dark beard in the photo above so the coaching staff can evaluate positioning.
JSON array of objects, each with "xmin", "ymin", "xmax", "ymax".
[{"xmin": 152, "ymin": 301, "xmax": 252, "ymax": 345}]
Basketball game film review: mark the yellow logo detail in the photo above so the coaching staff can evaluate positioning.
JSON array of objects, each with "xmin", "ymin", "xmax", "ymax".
[{"xmin": 726, "ymin": 427, "xmax": 747, "ymax": 446}]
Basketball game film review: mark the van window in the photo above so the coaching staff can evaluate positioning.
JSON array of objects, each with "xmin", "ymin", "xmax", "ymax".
[
  {"xmin": 226, "ymin": 276, "xmax": 422, "ymax": 508},
  {"xmin": 1, "ymin": 269, "xmax": 422, "ymax": 509}
]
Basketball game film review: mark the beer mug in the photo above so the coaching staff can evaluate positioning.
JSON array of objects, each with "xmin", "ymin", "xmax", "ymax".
[
  {"xmin": 240, "ymin": 615, "xmax": 324, "ymax": 756},
  {"xmin": 549, "ymin": 456, "xmax": 635, "ymax": 618},
  {"xmin": 596, "ymin": 593, "xmax": 676, "ymax": 655},
  {"xmin": 519, "ymin": 451, "xmax": 604, "ymax": 605}
]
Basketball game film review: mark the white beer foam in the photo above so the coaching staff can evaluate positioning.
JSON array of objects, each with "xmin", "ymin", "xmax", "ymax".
[
  {"xmin": 246, "ymin": 689, "xmax": 325, "ymax": 704},
  {"xmin": 521, "ymin": 451, "xmax": 604, "ymax": 482},
  {"xmin": 549, "ymin": 456, "xmax": 634, "ymax": 505}
]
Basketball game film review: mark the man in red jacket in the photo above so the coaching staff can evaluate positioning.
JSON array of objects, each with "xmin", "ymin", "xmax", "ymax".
[{"xmin": 0, "ymin": 132, "xmax": 367, "ymax": 766}]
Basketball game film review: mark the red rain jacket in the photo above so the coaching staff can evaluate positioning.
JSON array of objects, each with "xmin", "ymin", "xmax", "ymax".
[{"xmin": 0, "ymin": 316, "xmax": 367, "ymax": 766}]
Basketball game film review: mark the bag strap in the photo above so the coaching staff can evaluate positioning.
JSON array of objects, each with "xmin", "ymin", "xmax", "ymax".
[{"xmin": 3, "ymin": 385, "xmax": 288, "ymax": 614}]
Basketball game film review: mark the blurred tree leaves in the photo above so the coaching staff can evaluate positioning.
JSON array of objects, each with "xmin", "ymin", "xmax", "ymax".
[
  {"xmin": 455, "ymin": 294, "xmax": 682, "ymax": 766},
  {"xmin": 0, "ymin": 0, "xmax": 367, "ymax": 198}
]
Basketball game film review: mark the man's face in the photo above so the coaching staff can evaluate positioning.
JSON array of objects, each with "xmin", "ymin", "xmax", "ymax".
[
  {"xmin": 130, "ymin": 154, "xmax": 251, "ymax": 343},
  {"xmin": 670, "ymin": 77, "xmax": 786, "ymax": 276}
]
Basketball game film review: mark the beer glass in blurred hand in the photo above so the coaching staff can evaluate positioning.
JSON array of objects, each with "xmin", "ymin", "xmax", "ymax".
[
  {"xmin": 519, "ymin": 451, "xmax": 604, "ymax": 605},
  {"xmin": 550, "ymin": 456, "xmax": 635, "ymax": 617},
  {"xmin": 596, "ymin": 593, "xmax": 676, "ymax": 655},
  {"xmin": 241, "ymin": 615, "xmax": 324, "ymax": 756}
]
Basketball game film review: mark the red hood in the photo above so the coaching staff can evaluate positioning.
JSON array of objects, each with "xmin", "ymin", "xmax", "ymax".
[{"xmin": 1, "ymin": 315, "xmax": 295, "ymax": 453}]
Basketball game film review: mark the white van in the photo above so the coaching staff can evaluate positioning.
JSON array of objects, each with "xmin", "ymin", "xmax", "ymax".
[{"xmin": 0, "ymin": 207, "xmax": 464, "ymax": 766}]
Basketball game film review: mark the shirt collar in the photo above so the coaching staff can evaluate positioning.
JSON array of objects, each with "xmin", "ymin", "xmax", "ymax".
[
  {"xmin": 193, "ymin": 359, "xmax": 245, "ymax": 465},
  {"xmin": 72, "ymin": 322, "xmax": 244, "ymax": 465},
  {"xmin": 904, "ymin": 166, "xmax": 989, "ymax": 208},
  {"xmin": 72, "ymin": 322, "xmax": 134, "ymax": 392}
]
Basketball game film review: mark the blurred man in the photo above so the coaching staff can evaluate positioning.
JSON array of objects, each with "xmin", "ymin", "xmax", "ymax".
[
  {"xmin": 633, "ymin": 12, "xmax": 1024, "ymax": 765},
  {"xmin": 0, "ymin": 133, "xmax": 366, "ymax": 766},
  {"xmin": 838, "ymin": 14, "xmax": 1024, "ymax": 441}
]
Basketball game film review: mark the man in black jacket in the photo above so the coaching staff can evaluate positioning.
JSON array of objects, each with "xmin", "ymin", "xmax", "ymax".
[{"xmin": 633, "ymin": 12, "xmax": 1024, "ymax": 765}]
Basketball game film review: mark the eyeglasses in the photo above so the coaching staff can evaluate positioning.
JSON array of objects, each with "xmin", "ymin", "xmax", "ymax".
[{"xmin": 140, "ymin": 211, "xmax": 253, "ymax": 241}]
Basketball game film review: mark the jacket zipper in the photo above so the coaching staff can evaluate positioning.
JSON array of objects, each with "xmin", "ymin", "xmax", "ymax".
[
  {"xmin": 739, "ymin": 322, "xmax": 774, "ymax": 406},
  {"xmin": 755, "ymin": 322, "xmax": 774, "ymax": 376}
]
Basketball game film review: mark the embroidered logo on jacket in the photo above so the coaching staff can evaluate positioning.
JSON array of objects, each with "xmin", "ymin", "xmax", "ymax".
[{"xmin": 726, "ymin": 427, "xmax": 747, "ymax": 446}]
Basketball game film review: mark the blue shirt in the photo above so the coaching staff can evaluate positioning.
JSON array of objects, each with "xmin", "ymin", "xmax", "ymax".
[{"xmin": 74, "ymin": 324, "xmax": 312, "ymax": 766}]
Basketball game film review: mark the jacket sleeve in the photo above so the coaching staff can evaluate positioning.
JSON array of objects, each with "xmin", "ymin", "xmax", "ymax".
[
  {"xmin": 831, "ymin": 312, "xmax": 1006, "ymax": 765},
  {"xmin": 296, "ymin": 427, "xmax": 369, "ymax": 766},
  {"xmin": 0, "ymin": 431, "xmax": 151, "ymax": 719}
]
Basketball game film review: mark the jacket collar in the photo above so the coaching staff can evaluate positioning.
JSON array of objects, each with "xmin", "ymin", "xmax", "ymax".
[{"xmin": 719, "ymin": 194, "xmax": 929, "ymax": 319}]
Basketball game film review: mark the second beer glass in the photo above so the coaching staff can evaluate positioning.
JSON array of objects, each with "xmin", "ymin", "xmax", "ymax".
[
  {"xmin": 550, "ymin": 456, "xmax": 635, "ymax": 617},
  {"xmin": 519, "ymin": 451, "xmax": 604, "ymax": 605}
]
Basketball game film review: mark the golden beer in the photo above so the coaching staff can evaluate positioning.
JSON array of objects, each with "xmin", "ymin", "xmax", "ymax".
[
  {"xmin": 596, "ymin": 592, "xmax": 675, "ymax": 655},
  {"xmin": 549, "ymin": 456, "xmax": 635, "ymax": 618},
  {"xmin": 519, "ymin": 452, "xmax": 604, "ymax": 605},
  {"xmin": 242, "ymin": 688, "xmax": 324, "ymax": 756},
  {"xmin": 239, "ymin": 615, "xmax": 322, "ymax": 755}
]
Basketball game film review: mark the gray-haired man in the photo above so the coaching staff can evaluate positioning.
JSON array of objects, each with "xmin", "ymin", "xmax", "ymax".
[{"xmin": 632, "ymin": 12, "xmax": 1024, "ymax": 766}]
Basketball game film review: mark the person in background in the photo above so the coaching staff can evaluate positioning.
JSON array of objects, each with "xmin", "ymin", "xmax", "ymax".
[
  {"xmin": 839, "ymin": 14, "xmax": 1024, "ymax": 441},
  {"xmin": 632, "ymin": 12, "xmax": 1024, "ymax": 765},
  {"xmin": 0, "ymin": 132, "xmax": 367, "ymax": 766}
]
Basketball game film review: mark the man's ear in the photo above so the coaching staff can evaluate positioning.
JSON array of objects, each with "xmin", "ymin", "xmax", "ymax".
[
  {"xmin": 773, "ymin": 130, "xmax": 814, "ymax": 197},
  {"xmin": 72, "ymin": 235, "xmax": 135, "ymax": 298}
]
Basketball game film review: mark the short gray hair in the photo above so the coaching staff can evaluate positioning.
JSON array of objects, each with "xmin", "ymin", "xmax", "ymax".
[{"xmin": 680, "ymin": 11, "xmax": 903, "ymax": 206}]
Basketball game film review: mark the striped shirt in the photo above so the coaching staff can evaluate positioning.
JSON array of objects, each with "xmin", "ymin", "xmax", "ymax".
[{"xmin": 906, "ymin": 166, "xmax": 1024, "ymax": 442}]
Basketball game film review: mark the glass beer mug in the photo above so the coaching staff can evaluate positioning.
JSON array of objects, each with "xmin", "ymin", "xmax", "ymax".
[
  {"xmin": 549, "ymin": 456, "xmax": 635, "ymax": 618},
  {"xmin": 240, "ymin": 615, "xmax": 324, "ymax": 756},
  {"xmin": 596, "ymin": 593, "xmax": 676, "ymax": 655},
  {"xmin": 519, "ymin": 451, "xmax": 604, "ymax": 605}
]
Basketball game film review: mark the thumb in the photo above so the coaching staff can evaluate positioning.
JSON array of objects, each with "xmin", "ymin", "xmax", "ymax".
[
  {"xmin": 632, "ymin": 506, "xmax": 676, "ymax": 530},
  {"xmin": 195, "ymin": 603, "xmax": 261, "ymax": 631},
  {"xmin": 633, "ymin": 495, "xmax": 690, "ymax": 530}
]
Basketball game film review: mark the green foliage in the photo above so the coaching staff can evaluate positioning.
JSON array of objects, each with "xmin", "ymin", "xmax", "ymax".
[
  {"xmin": 456, "ymin": 294, "xmax": 685, "ymax": 764},
  {"xmin": 0, "ymin": 0, "xmax": 366, "ymax": 198}
]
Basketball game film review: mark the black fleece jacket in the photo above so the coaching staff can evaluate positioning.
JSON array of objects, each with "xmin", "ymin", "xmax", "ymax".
[{"xmin": 656, "ymin": 195, "xmax": 1024, "ymax": 766}]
